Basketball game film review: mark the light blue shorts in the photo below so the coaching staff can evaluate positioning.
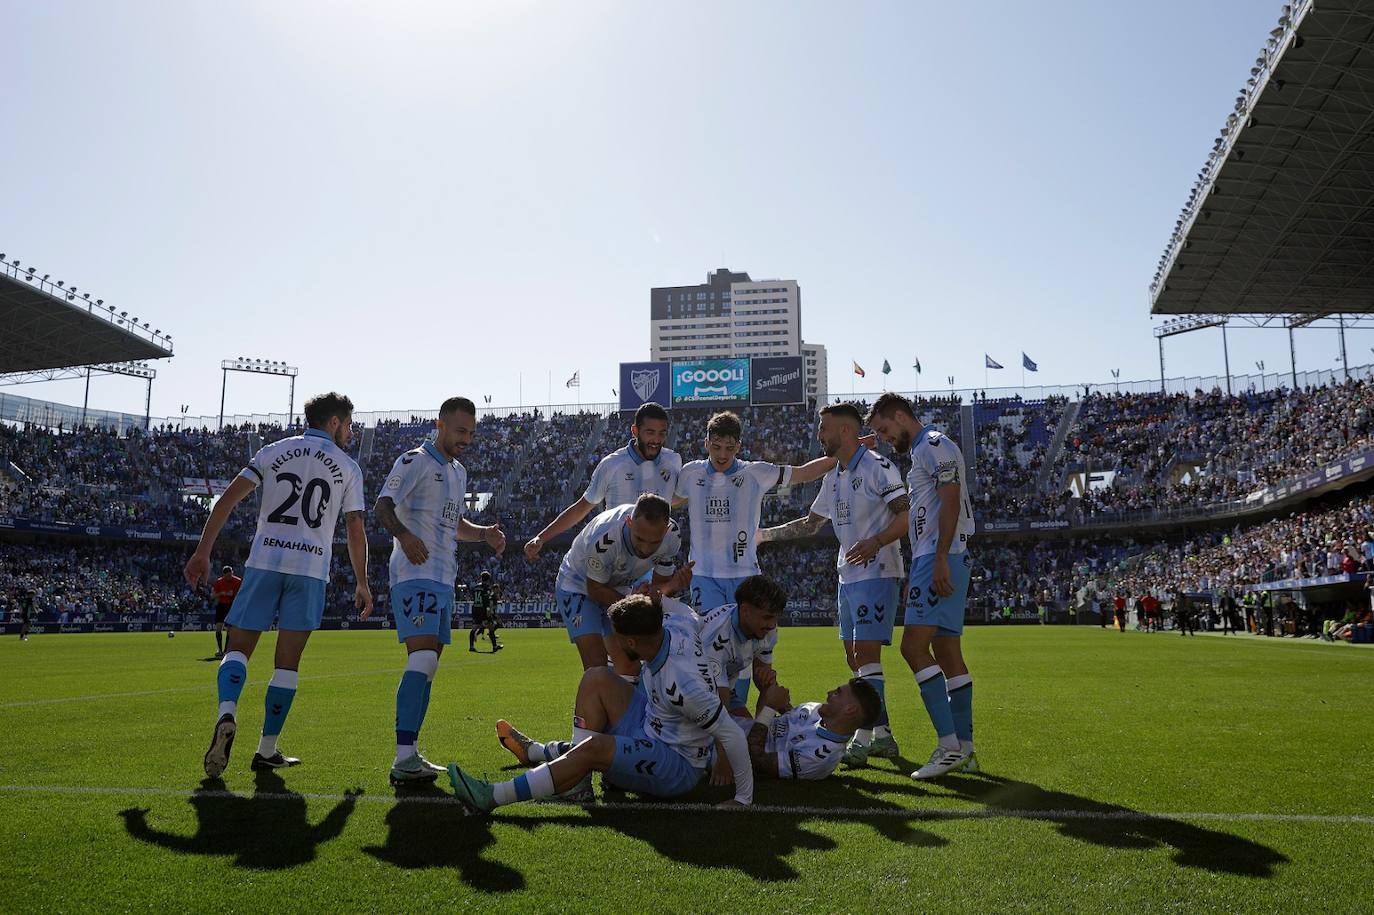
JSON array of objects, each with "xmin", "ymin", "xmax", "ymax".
[
  {"xmin": 838, "ymin": 578, "xmax": 903, "ymax": 644},
  {"xmin": 905, "ymin": 552, "xmax": 973, "ymax": 636},
  {"xmin": 390, "ymin": 579, "xmax": 454, "ymax": 645},
  {"xmin": 227, "ymin": 568, "xmax": 326, "ymax": 632},
  {"xmin": 691, "ymin": 576, "xmax": 744, "ymax": 613},
  {"xmin": 605, "ymin": 687, "xmax": 709, "ymax": 798},
  {"xmin": 556, "ymin": 588, "xmax": 610, "ymax": 643}
]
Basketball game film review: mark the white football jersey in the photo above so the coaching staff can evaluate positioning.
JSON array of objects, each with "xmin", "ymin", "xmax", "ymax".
[
  {"xmin": 697, "ymin": 603, "xmax": 777, "ymax": 688},
  {"xmin": 239, "ymin": 428, "xmax": 365, "ymax": 581},
  {"xmin": 555, "ymin": 504, "xmax": 681, "ymax": 596},
  {"xmin": 763, "ymin": 702, "xmax": 849, "ymax": 779},
  {"xmin": 583, "ymin": 442, "xmax": 682, "ymax": 509},
  {"xmin": 907, "ymin": 425, "xmax": 976, "ymax": 558},
  {"xmin": 676, "ymin": 460, "xmax": 791, "ymax": 579},
  {"xmin": 810, "ymin": 446, "xmax": 907, "ymax": 584},
  {"xmin": 638, "ymin": 613, "xmax": 724, "ymax": 767},
  {"xmin": 382, "ymin": 441, "xmax": 468, "ymax": 587}
]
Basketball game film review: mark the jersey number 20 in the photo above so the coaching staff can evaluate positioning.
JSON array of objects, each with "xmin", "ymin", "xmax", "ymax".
[{"xmin": 267, "ymin": 472, "xmax": 330, "ymax": 529}]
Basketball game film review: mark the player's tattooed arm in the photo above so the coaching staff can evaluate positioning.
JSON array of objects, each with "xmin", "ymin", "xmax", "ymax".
[
  {"xmin": 758, "ymin": 512, "xmax": 826, "ymax": 543},
  {"xmin": 745, "ymin": 723, "xmax": 780, "ymax": 777},
  {"xmin": 375, "ymin": 496, "xmax": 429, "ymax": 566},
  {"xmin": 887, "ymin": 494, "xmax": 911, "ymax": 515},
  {"xmin": 373, "ymin": 496, "xmax": 411, "ymax": 539}
]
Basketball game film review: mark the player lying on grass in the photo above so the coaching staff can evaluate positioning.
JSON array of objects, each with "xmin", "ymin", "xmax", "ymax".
[
  {"xmin": 447, "ymin": 593, "xmax": 754, "ymax": 811},
  {"xmin": 496, "ymin": 675, "xmax": 881, "ymax": 784},
  {"xmin": 553, "ymin": 493, "xmax": 693, "ymax": 673},
  {"xmin": 737, "ymin": 678, "xmax": 881, "ymax": 779}
]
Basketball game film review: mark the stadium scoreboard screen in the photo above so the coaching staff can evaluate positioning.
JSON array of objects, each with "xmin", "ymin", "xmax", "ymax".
[{"xmin": 619, "ymin": 356, "xmax": 806, "ymax": 410}]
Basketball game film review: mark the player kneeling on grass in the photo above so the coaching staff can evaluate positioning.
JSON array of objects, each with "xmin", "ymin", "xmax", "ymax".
[
  {"xmin": 450, "ymin": 593, "xmax": 755, "ymax": 811},
  {"xmin": 740, "ymin": 678, "xmax": 881, "ymax": 780}
]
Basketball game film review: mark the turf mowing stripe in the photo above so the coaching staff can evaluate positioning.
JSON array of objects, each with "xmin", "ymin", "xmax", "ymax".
[
  {"xmin": 0, "ymin": 667, "xmax": 400, "ymax": 709},
  {"xmin": 2, "ymin": 784, "xmax": 1371, "ymax": 825}
]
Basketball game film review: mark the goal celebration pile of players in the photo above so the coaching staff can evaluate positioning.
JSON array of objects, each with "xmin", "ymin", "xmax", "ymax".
[{"xmin": 185, "ymin": 390, "xmax": 979, "ymax": 811}]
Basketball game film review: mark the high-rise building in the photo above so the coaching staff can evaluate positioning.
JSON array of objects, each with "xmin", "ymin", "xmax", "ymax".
[
  {"xmin": 802, "ymin": 342, "xmax": 829, "ymax": 405},
  {"xmin": 650, "ymin": 267, "xmax": 825, "ymax": 403}
]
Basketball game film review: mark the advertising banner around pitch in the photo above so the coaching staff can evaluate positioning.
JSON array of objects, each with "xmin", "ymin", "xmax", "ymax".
[
  {"xmin": 618, "ymin": 361, "xmax": 671, "ymax": 413},
  {"xmin": 749, "ymin": 355, "xmax": 805, "ymax": 406},
  {"xmin": 671, "ymin": 358, "xmax": 749, "ymax": 406}
]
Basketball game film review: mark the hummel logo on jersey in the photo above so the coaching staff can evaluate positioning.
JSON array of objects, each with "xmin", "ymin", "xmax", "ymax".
[
  {"xmin": 874, "ymin": 603, "xmax": 886, "ymax": 622},
  {"xmin": 665, "ymin": 682, "xmax": 685, "ymax": 706},
  {"xmin": 401, "ymin": 455, "xmax": 415, "ymax": 465},
  {"xmin": 594, "ymin": 533, "xmax": 613, "ymax": 554},
  {"xmin": 710, "ymin": 634, "xmax": 728, "ymax": 653},
  {"xmin": 434, "ymin": 472, "xmax": 443, "ymax": 482},
  {"xmin": 660, "ymin": 468, "xmax": 670, "ymax": 482},
  {"xmin": 731, "ymin": 477, "xmax": 743, "ymax": 488},
  {"xmin": 852, "ymin": 478, "xmax": 863, "ymax": 491},
  {"xmin": 633, "ymin": 759, "xmax": 657, "ymax": 775}
]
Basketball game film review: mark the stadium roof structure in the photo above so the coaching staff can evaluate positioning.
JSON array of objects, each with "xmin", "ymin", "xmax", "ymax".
[
  {"xmin": 0, "ymin": 256, "xmax": 173, "ymax": 380},
  {"xmin": 1150, "ymin": 0, "xmax": 1374, "ymax": 317}
]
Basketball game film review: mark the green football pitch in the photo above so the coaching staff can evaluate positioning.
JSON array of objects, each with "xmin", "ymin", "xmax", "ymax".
[{"xmin": 1, "ymin": 626, "xmax": 1369, "ymax": 913}]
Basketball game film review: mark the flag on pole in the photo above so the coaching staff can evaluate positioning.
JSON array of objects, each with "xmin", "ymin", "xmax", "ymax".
[
  {"xmin": 852, "ymin": 361, "xmax": 866, "ymax": 378},
  {"xmin": 1022, "ymin": 353, "xmax": 1038, "ymax": 372},
  {"xmin": 565, "ymin": 371, "xmax": 580, "ymax": 388},
  {"xmin": 985, "ymin": 355, "xmax": 1003, "ymax": 370},
  {"xmin": 913, "ymin": 356, "xmax": 922, "ymax": 374},
  {"xmin": 881, "ymin": 359, "xmax": 892, "ymax": 375}
]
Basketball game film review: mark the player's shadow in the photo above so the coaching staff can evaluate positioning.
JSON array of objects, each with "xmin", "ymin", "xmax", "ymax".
[
  {"xmin": 859, "ymin": 771, "xmax": 1288, "ymax": 878},
  {"xmin": 118, "ymin": 770, "xmax": 359, "ymax": 870},
  {"xmin": 362, "ymin": 783, "xmax": 524, "ymax": 893},
  {"xmin": 510, "ymin": 778, "xmax": 948, "ymax": 882}
]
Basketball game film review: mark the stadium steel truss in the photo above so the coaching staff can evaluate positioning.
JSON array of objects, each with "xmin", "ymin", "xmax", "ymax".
[
  {"xmin": 1151, "ymin": 0, "xmax": 1374, "ymax": 318},
  {"xmin": 0, "ymin": 256, "xmax": 172, "ymax": 380},
  {"xmin": 1149, "ymin": 0, "xmax": 1374, "ymax": 387}
]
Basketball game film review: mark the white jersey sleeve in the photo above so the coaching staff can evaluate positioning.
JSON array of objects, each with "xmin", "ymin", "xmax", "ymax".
[
  {"xmin": 908, "ymin": 428, "xmax": 976, "ymax": 558},
  {"xmin": 809, "ymin": 471, "xmax": 835, "ymax": 520},
  {"xmin": 745, "ymin": 461, "xmax": 789, "ymax": 491},
  {"xmin": 381, "ymin": 448, "xmax": 427, "ymax": 507},
  {"xmin": 581, "ymin": 453, "xmax": 615, "ymax": 507}
]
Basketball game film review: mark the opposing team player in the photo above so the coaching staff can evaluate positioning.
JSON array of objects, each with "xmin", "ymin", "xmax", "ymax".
[
  {"xmin": 673, "ymin": 410, "xmax": 835, "ymax": 610},
  {"xmin": 740, "ymin": 678, "xmax": 882, "ymax": 780},
  {"xmin": 554, "ymin": 494, "xmax": 691, "ymax": 671},
  {"xmin": 452, "ymin": 593, "xmax": 754, "ymax": 811},
  {"xmin": 210, "ymin": 565, "xmax": 242, "ymax": 659},
  {"xmin": 760, "ymin": 401, "xmax": 909, "ymax": 766},
  {"xmin": 865, "ymin": 393, "xmax": 978, "ymax": 779},
  {"xmin": 468, "ymin": 571, "xmax": 502, "ymax": 653},
  {"xmin": 524, "ymin": 403, "xmax": 680, "ymax": 561},
  {"xmin": 374, "ymin": 396, "xmax": 506, "ymax": 786},
  {"xmin": 185, "ymin": 392, "xmax": 372, "ymax": 778}
]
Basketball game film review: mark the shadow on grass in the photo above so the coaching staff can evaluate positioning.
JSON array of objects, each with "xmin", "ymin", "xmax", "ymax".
[
  {"xmin": 478, "ymin": 777, "xmax": 950, "ymax": 882},
  {"xmin": 362, "ymin": 782, "xmax": 523, "ymax": 893},
  {"xmin": 118, "ymin": 769, "xmax": 359, "ymax": 870},
  {"xmin": 848, "ymin": 771, "xmax": 1289, "ymax": 878}
]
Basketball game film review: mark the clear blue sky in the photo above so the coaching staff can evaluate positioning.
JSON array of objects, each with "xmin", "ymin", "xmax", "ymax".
[{"xmin": 3, "ymin": 0, "xmax": 1362, "ymax": 421}]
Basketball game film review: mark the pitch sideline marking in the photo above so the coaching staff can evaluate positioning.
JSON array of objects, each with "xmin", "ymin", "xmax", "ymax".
[
  {"xmin": 0, "ymin": 784, "xmax": 1370, "ymax": 825},
  {"xmin": 0, "ymin": 668, "xmax": 399, "ymax": 710}
]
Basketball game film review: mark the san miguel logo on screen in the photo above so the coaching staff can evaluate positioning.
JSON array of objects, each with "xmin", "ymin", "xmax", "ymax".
[
  {"xmin": 672, "ymin": 359, "xmax": 749, "ymax": 405},
  {"xmin": 749, "ymin": 356, "xmax": 805, "ymax": 405}
]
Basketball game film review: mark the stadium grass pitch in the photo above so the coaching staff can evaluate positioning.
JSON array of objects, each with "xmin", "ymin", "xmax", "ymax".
[{"xmin": 1, "ymin": 626, "xmax": 1369, "ymax": 913}]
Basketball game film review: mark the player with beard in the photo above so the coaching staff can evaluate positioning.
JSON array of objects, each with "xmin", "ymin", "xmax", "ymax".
[
  {"xmin": 375, "ymin": 396, "xmax": 506, "ymax": 785},
  {"xmin": 865, "ymin": 393, "xmax": 978, "ymax": 780},
  {"xmin": 186, "ymin": 392, "xmax": 372, "ymax": 778},
  {"xmin": 524, "ymin": 403, "xmax": 680, "ymax": 562},
  {"xmin": 760, "ymin": 402, "xmax": 908, "ymax": 766}
]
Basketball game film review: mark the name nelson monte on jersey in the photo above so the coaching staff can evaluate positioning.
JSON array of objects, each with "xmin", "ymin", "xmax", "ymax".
[{"xmin": 268, "ymin": 444, "xmax": 348, "ymax": 486}]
